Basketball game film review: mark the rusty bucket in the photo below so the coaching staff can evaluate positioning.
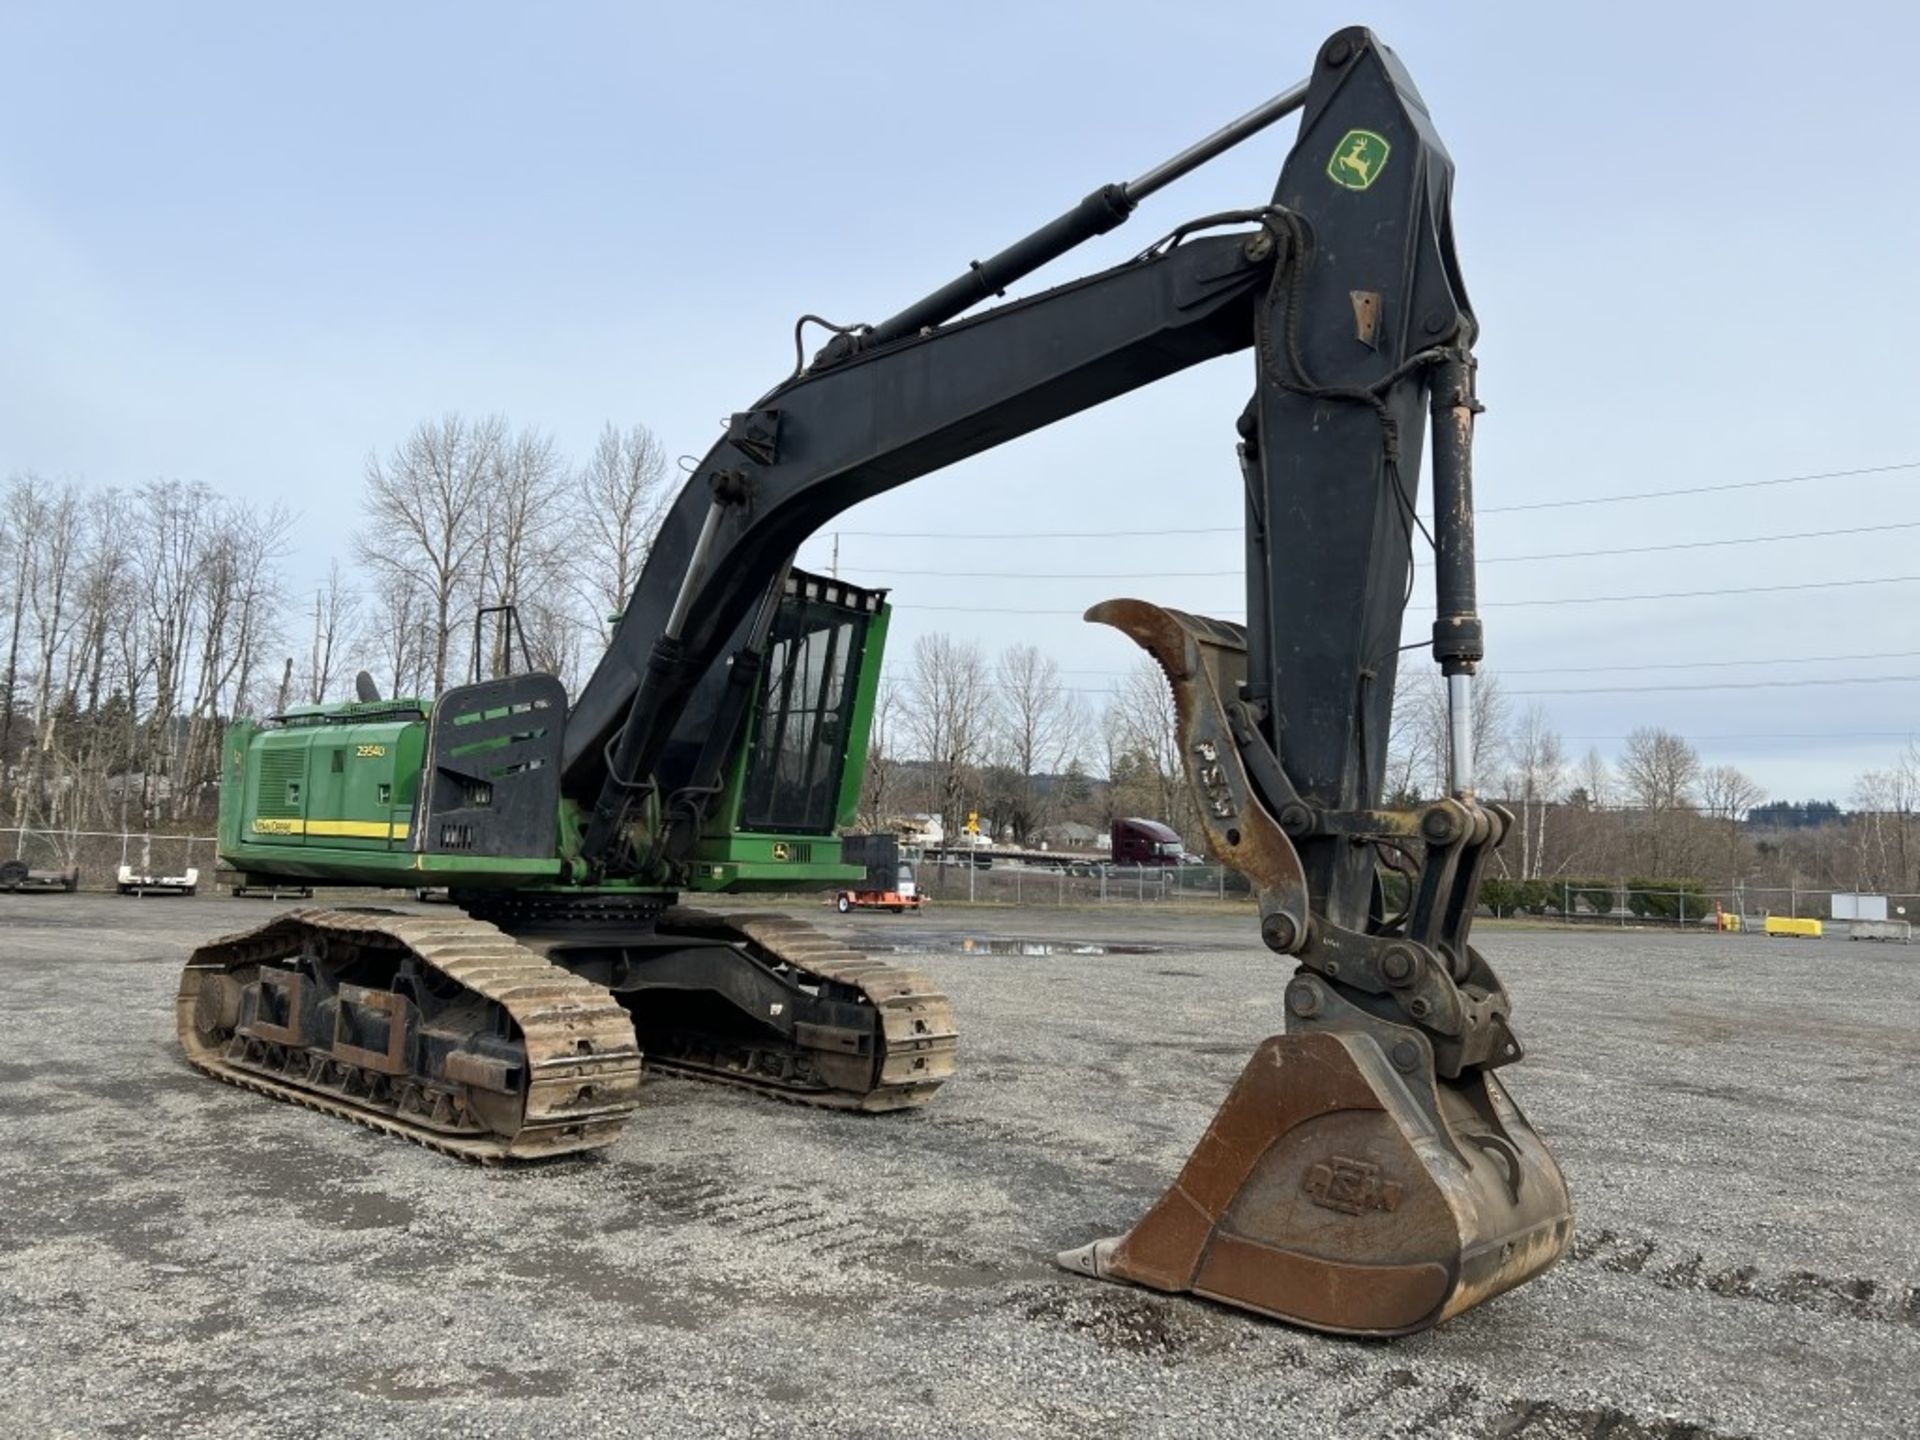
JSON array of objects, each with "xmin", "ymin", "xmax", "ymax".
[{"xmin": 1059, "ymin": 1031, "xmax": 1572, "ymax": 1335}]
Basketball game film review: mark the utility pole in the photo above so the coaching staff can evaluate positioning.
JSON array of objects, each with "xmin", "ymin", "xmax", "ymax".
[{"xmin": 830, "ymin": 533, "xmax": 840, "ymax": 579}]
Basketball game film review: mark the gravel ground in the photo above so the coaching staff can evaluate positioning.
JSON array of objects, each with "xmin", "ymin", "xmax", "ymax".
[{"xmin": 1, "ymin": 892, "xmax": 1916, "ymax": 1438}]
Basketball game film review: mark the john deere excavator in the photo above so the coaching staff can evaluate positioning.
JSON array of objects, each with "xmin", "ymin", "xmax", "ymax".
[{"xmin": 179, "ymin": 26, "xmax": 1573, "ymax": 1335}]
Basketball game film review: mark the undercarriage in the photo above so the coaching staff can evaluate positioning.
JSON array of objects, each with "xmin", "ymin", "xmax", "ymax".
[{"xmin": 178, "ymin": 903, "xmax": 957, "ymax": 1161}]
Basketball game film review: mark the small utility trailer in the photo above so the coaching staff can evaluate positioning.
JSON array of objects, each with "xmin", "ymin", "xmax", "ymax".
[
  {"xmin": 116, "ymin": 863, "xmax": 200, "ymax": 897},
  {"xmin": 834, "ymin": 833, "xmax": 922, "ymax": 914},
  {"xmin": 0, "ymin": 859, "xmax": 79, "ymax": 893}
]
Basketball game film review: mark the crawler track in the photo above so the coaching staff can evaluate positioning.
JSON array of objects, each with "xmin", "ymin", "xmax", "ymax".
[
  {"xmin": 178, "ymin": 908, "xmax": 643, "ymax": 1161},
  {"xmin": 642, "ymin": 907, "xmax": 959, "ymax": 1111}
]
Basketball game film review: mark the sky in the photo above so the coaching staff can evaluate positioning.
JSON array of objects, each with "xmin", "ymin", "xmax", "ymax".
[{"xmin": 4, "ymin": 1, "xmax": 1918, "ymax": 804}]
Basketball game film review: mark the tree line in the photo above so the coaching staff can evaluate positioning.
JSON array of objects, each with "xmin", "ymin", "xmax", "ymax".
[
  {"xmin": 5, "ymin": 410, "xmax": 1914, "ymax": 901},
  {"xmin": 876, "ymin": 634, "xmax": 1920, "ymax": 895},
  {"xmin": 0, "ymin": 414, "xmax": 673, "ymax": 831},
  {"xmin": 858, "ymin": 634, "xmax": 1194, "ymax": 851}
]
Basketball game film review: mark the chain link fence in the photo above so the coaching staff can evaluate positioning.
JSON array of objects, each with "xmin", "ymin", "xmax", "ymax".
[
  {"xmin": 4, "ymin": 824, "xmax": 1915, "ymax": 933},
  {"xmin": 1723, "ymin": 886, "xmax": 1920, "ymax": 924},
  {"xmin": 1488, "ymin": 879, "xmax": 1920, "ymax": 931},
  {"xmin": 913, "ymin": 860, "xmax": 1251, "ymax": 907},
  {"xmin": 916, "ymin": 862, "xmax": 1920, "ymax": 929}
]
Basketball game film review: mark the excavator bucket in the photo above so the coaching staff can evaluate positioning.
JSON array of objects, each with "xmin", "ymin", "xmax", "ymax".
[
  {"xmin": 1068, "ymin": 599, "xmax": 1572, "ymax": 1334},
  {"xmin": 1057, "ymin": 1032, "xmax": 1571, "ymax": 1335}
]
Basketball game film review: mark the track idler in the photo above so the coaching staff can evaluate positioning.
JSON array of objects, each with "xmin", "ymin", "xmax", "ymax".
[{"xmin": 1058, "ymin": 1031, "xmax": 1570, "ymax": 1335}]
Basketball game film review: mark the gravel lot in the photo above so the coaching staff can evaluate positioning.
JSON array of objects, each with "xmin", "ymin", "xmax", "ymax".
[{"xmin": 2, "ymin": 892, "xmax": 1916, "ymax": 1438}]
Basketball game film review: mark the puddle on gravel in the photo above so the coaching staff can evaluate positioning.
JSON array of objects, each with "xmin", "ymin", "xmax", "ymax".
[{"xmin": 887, "ymin": 937, "xmax": 1163, "ymax": 957}]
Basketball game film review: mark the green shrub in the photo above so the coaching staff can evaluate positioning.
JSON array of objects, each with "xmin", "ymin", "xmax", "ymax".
[
  {"xmin": 1625, "ymin": 877, "xmax": 1713, "ymax": 921},
  {"xmin": 1480, "ymin": 877, "xmax": 1556, "ymax": 917},
  {"xmin": 1377, "ymin": 869, "xmax": 1411, "ymax": 918},
  {"xmin": 1563, "ymin": 880, "xmax": 1616, "ymax": 916}
]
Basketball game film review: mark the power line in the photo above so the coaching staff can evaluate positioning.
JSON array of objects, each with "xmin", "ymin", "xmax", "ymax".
[
  {"xmin": 1504, "ymin": 647, "xmax": 1920, "ymax": 676},
  {"xmin": 1477, "ymin": 519, "xmax": 1920, "ymax": 563},
  {"xmin": 868, "ymin": 566, "xmax": 1236, "ymax": 580},
  {"xmin": 1481, "ymin": 573, "xmax": 1920, "ymax": 608},
  {"xmin": 1050, "ymin": 647, "xmax": 1920, "ymax": 681},
  {"xmin": 1017, "ymin": 673, "xmax": 1920, "ymax": 700},
  {"xmin": 1480, "ymin": 460, "xmax": 1920, "ymax": 514},
  {"xmin": 826, "ymin": 460, "xmax": 1920, "ymax": 539},
  {"xmin": 896, "ymin": 603, "xmax": 1241, "ymax": 615},
  {"xmin": 893, "ymin": 572, "xmax": 1920, "ymax": 615},
  {"xmin": 1560, "ymin": 731, "xmax": 1917, "ymax": 743},
  {"xmin": 1510, "ymin": 672, "xmax": 1920, "ymax": 697},
  {"xmin": 836, "ymin": 524, "xmax": 1237, "ymax": 540},
  {"xmin": 825, "ymin": 517, "xmax": 1920, "ymax": 580}
]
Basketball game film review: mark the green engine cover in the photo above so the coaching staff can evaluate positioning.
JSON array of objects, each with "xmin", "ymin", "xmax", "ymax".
[
  {"xmin": 217, "ymin": 697, "xmax": 565, "ymax": 888},
  {"xmin": 216, "ymin": 572, "xmax": 891, "ymax": 897}
]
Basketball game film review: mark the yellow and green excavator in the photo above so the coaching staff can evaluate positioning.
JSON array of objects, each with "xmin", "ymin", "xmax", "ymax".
[{"xmin": 180, "ymin": 25, "xmax": 1573, "ymax": 1335}]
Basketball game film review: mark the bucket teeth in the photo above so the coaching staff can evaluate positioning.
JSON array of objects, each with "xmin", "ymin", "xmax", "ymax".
[{"xmin": 1054, "ymin": 1237, "xmax": 1119, "ymax": 1278}]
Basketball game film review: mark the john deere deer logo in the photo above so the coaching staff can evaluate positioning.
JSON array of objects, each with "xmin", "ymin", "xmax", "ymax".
[{"xmin": 1327, "ymin": 129, "xmax": 1390, "ymax": 191}]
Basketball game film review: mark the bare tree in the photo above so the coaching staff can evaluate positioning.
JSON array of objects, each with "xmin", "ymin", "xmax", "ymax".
[
  {"xmin": 1501, "ymin": 703, "xmax": 1566, "ymax": 879},
  {"xmin": 1467, "ymin": 671, "xmax": 1510, "ymax": 793},
  {"xmin": 1619, "ymin": 726, "xmax": 1702, "ymax": 875},
  {"xmin": 517, "ymin": 594, "xmax": 587, "ymax": 690},
  {"xmin": 1848, "ymin": 757, "xmax": 1917, "ymax": 891},
  {"xmin": 0, "ymin": 481, "xmax": 75, "ymax": 821},
  {"xmin": 1104, "ymin": 658, "xmax": 1197, "ymax": 840},
  {"xmin": 901, "ymin": 633, "xmax": 990, "ymax": 841},
  {"xmin": 1620, "ymin": 727, "xmax": 1701, "ymax": 811},
  {"xmin": 177, "ymin": 498, "xmax": 292, "ymax": 817},
  {"xmin": 858, "ymin": 679, "xmax": 902, "ymax": 830},
  {"xmin": 1385, "ymin": 666, "xmax": 1439, "ymax": 804},
  {"xmin": 61, "ymin": 488, "xmax": 137, "ymax": 826},
  {"xmin": 991, "ymin": 643, "xmax": 1082, "ymax": 843},
  {"xmin": 475, "ymin": 425, "xmax": 568, "ymax": 676},
  {"xmin": 303, "ymin": 561, "xmax": 360, "ymax": 705},
  {"xmin": 1698, "ymin": 763, "xmax": 1763, "ymax": 882},
  {"xmin": 1388, "ymin": 667, "xmax": 1508, "ymax": 801},
  {"xmin": 0, "ymin": 477, "xmax": 45, "ymax": 780},
  {"xmin": 573, "ymin": 422, "xmax": 672, "ymax": 644},
  {"xmin": 0, "ymin": 477, "xmax": 299, "ymax": 826},
  {"xmin": 356, "ymin": 413, "xmax": 503, "ymax": 694},
  {"xmin": 1699, "ymin": 764, "xmax": 1763, "ymax": 823},
  {"xmin": 136, "ymin": 479, "xmax": 213, "ymax": 822},
  {"xmin": 359, "ymin": 577, "xmax": 432, "ymax": 701},
  {"xmin": 1573, "ymin": 746, "xmax": 1611, "ymax": 809},
  {"xmin": 1891, "ymin": 741, "xmax": 1920, "ymax": 892}
]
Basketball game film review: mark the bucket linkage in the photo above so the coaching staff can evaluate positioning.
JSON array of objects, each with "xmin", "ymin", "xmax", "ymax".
[{"xmin": 1066, "ymin": 600, "xmax": 1572, "ymax": 1336}]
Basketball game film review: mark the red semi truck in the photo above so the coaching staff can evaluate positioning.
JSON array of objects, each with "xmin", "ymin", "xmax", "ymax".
[{"xmin": 1106, "ymin": 817, "xmax": 1189, "ymax": 867}]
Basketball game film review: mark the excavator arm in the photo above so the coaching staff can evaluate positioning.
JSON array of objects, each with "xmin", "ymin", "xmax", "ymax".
[{"xmin": 561, "ymin": 25, "xmax": 1573, "ymax": 1335}]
